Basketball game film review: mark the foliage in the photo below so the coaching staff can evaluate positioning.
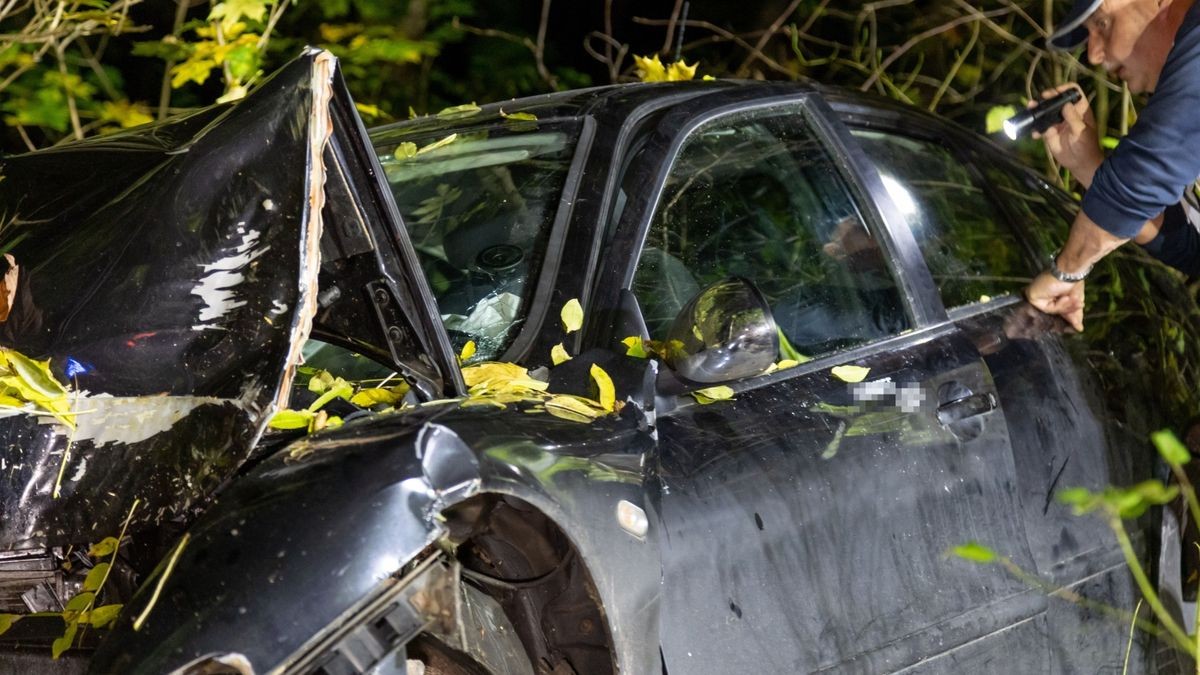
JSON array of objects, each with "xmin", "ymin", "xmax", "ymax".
[{"xmin": 952, "ymin": 429, "xmax": 1200, "ymax": 661}]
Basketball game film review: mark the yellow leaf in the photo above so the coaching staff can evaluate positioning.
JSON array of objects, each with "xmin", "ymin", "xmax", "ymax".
[
  {"xmin": 621, "ymin": 336, "xmax": 648, "ymax": 358},
  {"xmin": 831, "ymin": 365, "xmax": 871, "ymax": 383},
  {"xmin": 561, "ymin": 298, "xmax": 583, "ymax": 333},
  {"xmin": 692, "ymin": 385, "xmax": 735, "ymax": 404},
  {"xmin": 82, "ymin": 563, "xmax": 110, "ymax": 593},
  {"xmin": 590, "ymin": 364, "xmax": 616, "ymax": 412},
  {"xmin": 776, "ymin": 359, "xmax": 800, "ymax": 370},
  {"xmin": 666, "ymin": 60, "xmax": 698, "ymax": 81},
  {"xmin": 545, "ymin": 395, "xmax": 602, "ymax": 423},
  {"xmin": 349, "ymin": 388, "xmax": 401, "ymax": 407},
  {"xmin": 458, "ymin": 340, "xmax": 476, "ymax": 363},
  {"xmin": 702, "ymin": 74, "xmax": 716, "ymax": 81},
  {"xmin": 87, "ymin": 537, "xmax": 119, "ymax": 559},
  {"xmin": 461, "ymin": 362, "xmax": 549, "ymax": 396},
  {"xmin": 634, "ymin": 54, "xmax": 667, "ymax": 82},
  {"xmin": 551, "ymin": 343, "xmax": 571, "ymax": 365}
]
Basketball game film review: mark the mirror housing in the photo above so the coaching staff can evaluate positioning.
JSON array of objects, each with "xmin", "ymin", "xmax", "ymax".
[{"xmin": 664, "ymin": 277, "xmax": 779, "ymax": 384}]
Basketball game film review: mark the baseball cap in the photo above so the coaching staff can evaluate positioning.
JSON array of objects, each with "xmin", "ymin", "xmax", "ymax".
[{"xmin": 1048, "ymin": 0, "xmax": 1104, "ymax": 50}]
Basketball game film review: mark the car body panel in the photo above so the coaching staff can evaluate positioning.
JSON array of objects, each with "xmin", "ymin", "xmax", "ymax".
[{"xmin": 0, "ymin": 61, "xmax": 1193, "ymax": 674}]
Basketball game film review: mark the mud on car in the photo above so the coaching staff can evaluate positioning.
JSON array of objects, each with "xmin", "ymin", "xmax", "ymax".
[{"xmin": 0, "ymin": 50, "xmax": 1199, "ymax": 674}]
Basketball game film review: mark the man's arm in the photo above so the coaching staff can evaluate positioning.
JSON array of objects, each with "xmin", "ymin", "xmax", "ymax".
[{"xmin": 1025, "ymin": 210, "xmax": 1127, "ymax": 332}]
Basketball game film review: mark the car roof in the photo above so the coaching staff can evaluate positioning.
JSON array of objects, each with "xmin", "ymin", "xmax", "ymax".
[{"xmin": 367, "ymin": 80, "xmax": 997, "ymax": 153}]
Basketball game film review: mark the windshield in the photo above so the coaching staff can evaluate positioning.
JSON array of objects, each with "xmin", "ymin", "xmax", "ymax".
[{"xmin": 371, "ymin": 119, "xmax": 580, "ymax": 362}]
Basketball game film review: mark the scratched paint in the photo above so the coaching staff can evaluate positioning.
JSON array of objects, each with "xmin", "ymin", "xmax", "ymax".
[{"xmin": 191, "ymin": 228, "xmax": 270, "ymax": 329}]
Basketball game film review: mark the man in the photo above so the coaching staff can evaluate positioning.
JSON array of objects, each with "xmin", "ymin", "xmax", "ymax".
[{"xmin": 1027, "ymin": 0, "xmax": 1200, "ymax": 331}]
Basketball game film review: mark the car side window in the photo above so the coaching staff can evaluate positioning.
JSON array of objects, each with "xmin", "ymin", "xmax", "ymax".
[
  {"xmin": 976, "ymin": 156, "xmax": 1073, "ymax": 256},
  {"xmin": 851, "ymin": 129, "xmax": 1040, "ymax": 310},
  {"xmin": 632, "ymin": 108, "xmax": 910, "ymax": 361}
]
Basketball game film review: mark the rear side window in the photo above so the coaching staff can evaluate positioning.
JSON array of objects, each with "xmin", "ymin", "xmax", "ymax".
[
  {"xmin": 632, "ymin": 107, "xmax": 910, "ymax": 362},
  {"xmin": 852, "ymin": 130, "xmax": 1040, "ymax": 309}
]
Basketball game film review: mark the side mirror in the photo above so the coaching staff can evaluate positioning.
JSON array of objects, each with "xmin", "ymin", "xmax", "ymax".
[{"xmin": 664, "ymin": 277, "xmax": 779, "ymax": 384}]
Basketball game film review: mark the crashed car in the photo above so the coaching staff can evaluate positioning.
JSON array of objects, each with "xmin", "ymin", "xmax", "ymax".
[{"xmin": 0, "ymin": 48, "xmax": 1198, "ymax": 674}]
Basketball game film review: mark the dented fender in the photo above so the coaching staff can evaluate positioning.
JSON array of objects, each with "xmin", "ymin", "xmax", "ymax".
[{"xmin": 91, "ymin": 402, "xmax": 661, "ymax": 675}]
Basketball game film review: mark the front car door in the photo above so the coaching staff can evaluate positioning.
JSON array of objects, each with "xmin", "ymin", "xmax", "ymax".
[{"xmin": 601, "ymin": 92, "xmax": 1049, "ymax": 673}]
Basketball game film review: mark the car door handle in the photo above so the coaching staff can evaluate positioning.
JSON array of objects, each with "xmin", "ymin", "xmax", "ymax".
[{"xmin": 936, "ymin": 391, "xmax": 997, "ymax": 425}]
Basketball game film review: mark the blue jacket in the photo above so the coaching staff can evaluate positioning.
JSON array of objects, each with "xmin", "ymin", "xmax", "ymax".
[{"xmin": 1083, "ymin": 0, "xmax": 1200, "ymax": 248}]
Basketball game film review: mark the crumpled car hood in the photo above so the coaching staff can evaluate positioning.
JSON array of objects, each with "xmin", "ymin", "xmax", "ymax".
[{"xmin": 0, "ymin": 51, "xmax": 336, "ymax": 549}]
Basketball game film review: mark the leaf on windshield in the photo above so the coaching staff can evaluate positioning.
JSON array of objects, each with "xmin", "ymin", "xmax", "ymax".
[
  {"xmin": 436, "ymin": 103, "xmax": 481, "ymax": 119},
  {"xmin": 692, "ymin": 385, "xmax": 734, "ymax": 405},
  {"xmin": 349, "ymin": 387, "xmax": 403, "ymax": 407},
  {"xmin": 590, "ymin": 364, "xmax": 616, "ymax": 412},
  {"xmin": 561, "ymin": 298, "xmax": 583, "ymax": 333},
  {"xmin": 551, "ymin": 343, "xmax": 571, "ymax": 365},
  {"xmin": 621, "ymin": 336, "xmax": 649, "ymax": 359},
  {"xmin": 416, "ymin": 133, "xmax": 458, "ymax": 155},
  {"xmin": 394, "ymin": 141, "xmax": 417, "ymax": 159},
  {"xmin": 500, "ymin": 109, "xmax": 537, "ymax": 121},
  {"xmin": 831, "ymin": 365, "xmax": 870, "ymax": 383},
  {"xmin": 458, "ymin": 340, "xmax": 477, "ymax": 364}
]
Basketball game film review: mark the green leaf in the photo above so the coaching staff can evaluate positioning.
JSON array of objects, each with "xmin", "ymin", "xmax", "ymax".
[
  {"xmin": 985, "ymin": 105, "xmax": 1017, "ymax": 134},
  {"xmin": 499, "ymin": 109, "xmax": 537, "ymax": 120},
  {"xmin": 51, "ymin": 621, "xmax": 77, "ymax": 659},
  {"xmin": 5, "ymin": 350, "xmax": 67, "ymax": 399},
  {"xmin": 1100, "ymin": 136, "xmax": 1120, "ymax": 150},
  {"xmin": 621, "ymin": 336, "xmax": 648, "ymax": 359},
  {"xmin": 950, "ymin": 541, "xmax": 997, "ymax": 564},
  {"xmin": 436, "ymin": 102, "xmax": 481, "ymax": 119},
  {"xmin": 393, "ymin": 141, "xmax": 418, "ymax": 159},
  {"xmin": 0, "ymin": 614, "xmax": 20, "ymax": 636},
  {"xmin": 87, "ymin": 604, "xmax": 122, "ymax": 629},
  {"xmin": 209, "ymin": 0, "xmax": 268, "ymax": 27},
  {"xmin": 561, "ymin": 299, "xmax": 583, "ymax": 333},
  {"xmin": 64, "ymin": 592, "xmax": 95, "ymax": 613},
  {"xmin": 416, "ymin": 133, "xmax": 458, "ymax": 155},
  {"xmin": 1152, "ymin": 429, "xmax": 1191, "ymax": 466},
  {"xmin": 1058, "ymin": 486, "xmax": 1099, "ymax": 514},
  {"xmin": 87, "ymin": 537, "xmax": 119, "ymax": 559},
  {"xmin": 82, "ymin": 563, "xmax": 110, "ymax": 593},
  {"xmin": 268, "ymin": 409, "xmax": 314, "ymax": 430},
  {"xmin": 224, "ymin": 44, "xmax": 260, "ymax": 81}
]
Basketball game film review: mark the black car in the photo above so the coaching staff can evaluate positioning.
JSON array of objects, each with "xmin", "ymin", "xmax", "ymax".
[{"xmin": 1, "ymin": 50, "xmax": 1198, "ymax": 674}]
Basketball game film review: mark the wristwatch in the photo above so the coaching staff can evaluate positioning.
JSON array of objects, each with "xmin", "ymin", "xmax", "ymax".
[{"xmin": 1049, "ymin": 250, "xmax": 1091, "ymax": 283}]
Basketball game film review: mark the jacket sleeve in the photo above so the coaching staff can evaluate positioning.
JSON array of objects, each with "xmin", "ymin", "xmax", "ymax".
[{"xmin": 1082, "ymin": 11, "xmax": 1200, "ymax": 239}]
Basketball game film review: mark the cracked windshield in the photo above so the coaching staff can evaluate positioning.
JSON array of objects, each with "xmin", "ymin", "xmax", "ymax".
[{"xmin": 372, "ymin": 120, "xmax": 580, "ymax": 361}]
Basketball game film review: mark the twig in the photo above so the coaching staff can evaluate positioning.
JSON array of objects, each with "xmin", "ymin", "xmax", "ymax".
[
  {"xmin": 133, "ymin": 533, "xmax": 190, "ymax": 632},
  {"xmin": 928, "ymin": 19, "xmax": 978, "ymax": 111},
  {"xmin": 735, "ymin": 0, "xmax": 808, "ymax": 77},
  {"xmin": 861, "ymin": 8, "xmax": 1008, "ymax": 91},
  {"xmin": 660, "ymin": 0, "xmax": 684, "ymax": 55},
  {"xmin": 632, "ymin": 17, "xmax": 793, "ymax": 78},
  {"xmin": 158, "ymin": 0, "xmax": 190, "ymax": 120}
]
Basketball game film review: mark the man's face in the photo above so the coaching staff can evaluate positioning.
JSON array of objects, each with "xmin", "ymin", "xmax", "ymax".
[{"xmin": 1085, "ymin": 0, "xmax": 1174, "ymax": 92}]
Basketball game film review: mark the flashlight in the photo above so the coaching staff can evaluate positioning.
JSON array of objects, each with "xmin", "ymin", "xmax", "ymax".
[{"xmin": 1002, "ymin": 88, "xmax": 1083, "ymax": 140}]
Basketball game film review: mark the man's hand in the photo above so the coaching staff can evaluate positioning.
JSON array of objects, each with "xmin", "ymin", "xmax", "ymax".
[
  {"xmin": 1034, "ymin": 83, "xmax": 1103, "ymax": 188},
  {"xmin": 1025, "ymin": 271, "xmax": 1085, "ymax": 332}
]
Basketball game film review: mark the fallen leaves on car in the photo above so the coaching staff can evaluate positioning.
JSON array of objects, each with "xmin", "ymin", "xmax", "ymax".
[
  {"xmin": 0, "ymin": 348, "xmax": 74, "ymax": 429},
  {"xmin": 561, "ymin": 298, "xmax": 583, "ymax": 333},
  {"xmin": 692, "ymin": 385, "xmax": 735, "ymax": 405},
  {"xmin": 436, "ymin": 102, "xmax": 482, "ymax": 119},
  {"xmin": 551, "ymin": 343, "xmax": 571, "ymax": 365},
  {"xmin": 831, "ymin": 365, "xmax": 871, "ymax": 383},
  {"xmin": 590, "ymin": 364, "xmax": 616, "ymax": 412},
  {"xmin": 634, "ymin": 54, "xmax": 699, "ymax": 82}
]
